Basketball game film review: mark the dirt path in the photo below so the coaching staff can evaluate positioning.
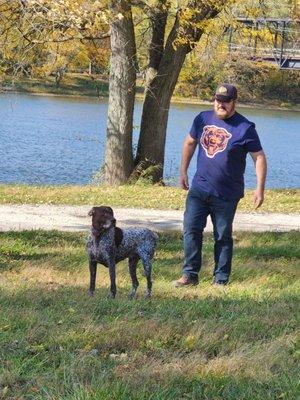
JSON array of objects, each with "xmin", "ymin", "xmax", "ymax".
[{"xmin": 0, "ymin": 205, "xmax": 299, "ymax": 233}]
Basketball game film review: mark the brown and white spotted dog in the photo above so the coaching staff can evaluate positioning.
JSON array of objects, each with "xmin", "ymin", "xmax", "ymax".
[{"xmin": 86, "ymin": 206, "xmax": 158, "ymax": 298}]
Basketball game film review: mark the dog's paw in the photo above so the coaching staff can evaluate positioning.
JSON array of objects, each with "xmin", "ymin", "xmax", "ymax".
[
  {"xmin": 128, "ymin": 291, "xmax": 137, "ymax": 300},
  {"xmin": 88, "ymin": 290, "xmax": 94, "ymax": 297},
  {"xmin": 107, "ymin": 292, "xmax": 116, "ymax": 299}
]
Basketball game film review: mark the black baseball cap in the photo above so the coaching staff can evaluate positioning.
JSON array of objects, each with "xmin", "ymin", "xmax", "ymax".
[{"xmin": 215, "ymin": 83, "xmax": 237, "ymax": 102}]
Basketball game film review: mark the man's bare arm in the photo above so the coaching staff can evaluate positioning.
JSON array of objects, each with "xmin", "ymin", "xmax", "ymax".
[
  {"xmin": 179, "ymin": 134, "xmax": 197, "ymax": 190},
  {"xmin": 250, "ymin": 150, "xmax": 267, "ymax": 209}
]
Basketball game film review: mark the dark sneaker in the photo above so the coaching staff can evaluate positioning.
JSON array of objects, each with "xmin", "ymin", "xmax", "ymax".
[
  {"xmin": 174, "ymin": 275, "xmax": 199, "ymax": 288},
  {"xmin": 213, "ymin": 279, "xmax": 228, "ymax": 286}
]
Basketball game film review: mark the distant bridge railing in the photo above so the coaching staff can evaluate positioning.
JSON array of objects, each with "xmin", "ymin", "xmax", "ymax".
[{"xmin": 228, "ymin": 18, "xmax": 300, "ymax": 70}]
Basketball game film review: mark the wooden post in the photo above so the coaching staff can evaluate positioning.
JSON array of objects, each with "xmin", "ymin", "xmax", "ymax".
[
  {"xmin": 280, "ymin": 20, "xmax": 286, "ymax": 68},
  {"xmin": 228, "ymin": 26, "xmax": 233, "ymax": 53},
  {"xmin": 254, "ymin": 20, "xmax": 258, "ymax": 56}
]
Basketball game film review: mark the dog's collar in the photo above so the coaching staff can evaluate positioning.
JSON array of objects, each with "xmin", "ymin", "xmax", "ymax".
[{"xmin": 91, "ymin": 226, "xmax": 123, "ymax": 247}]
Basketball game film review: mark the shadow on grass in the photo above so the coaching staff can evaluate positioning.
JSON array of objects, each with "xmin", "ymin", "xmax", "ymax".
[
  {"xmin": 1, "ymin": 281, "xmax": 298, "ymax": 332},
  {"xmin": 0, "ymin": 230, "xmax": 86, "ymax": 245},
  {"xmin": 1, "ymin": 230, "xmax": 299, "ymax": 280},
  {"xmin": 0, "ymin": 253, "xmax": 50, "ymax": 272},
  {"xmin": 0, "ymin": 230, "xmax": 87, "ymax": 272},
  {"xmin": 155, "ymin": 231, "xmax": 300, "ymax": 282}
]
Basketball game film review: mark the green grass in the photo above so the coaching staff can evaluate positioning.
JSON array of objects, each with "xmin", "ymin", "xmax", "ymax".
[
  {"xmin": 1, "ymin": 73, "xmax": 146, "ymax": 98},
  {"xmin": 0, "ymin": 184, "xmax": 299, "ymax": 213},
  {"xmin": 0, "ymin": 230, "xmax": 299, "ymax": 399},
  {"xmin": 2, "ymin": 73, "xmax": 109, "ymax": 98}
]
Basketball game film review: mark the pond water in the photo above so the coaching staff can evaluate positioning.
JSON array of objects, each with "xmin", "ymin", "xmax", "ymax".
[{"xmin": 0, "ymin": 93, "xmax": 299, "ymax": 188}]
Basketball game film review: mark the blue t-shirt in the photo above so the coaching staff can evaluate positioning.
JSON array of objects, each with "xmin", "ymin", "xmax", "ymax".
[{"xmin": 190, "ymin": 110, "xmax": 262, "ymax": 200}]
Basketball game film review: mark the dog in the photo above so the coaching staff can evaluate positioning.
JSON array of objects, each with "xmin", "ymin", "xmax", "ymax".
[{"xmin": 86, "ymin": 206, "xmax": 158, "ymax": 298}]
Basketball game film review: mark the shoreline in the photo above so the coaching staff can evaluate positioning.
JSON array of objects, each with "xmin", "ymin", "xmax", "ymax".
[
  {"xmin": 1, "ymin": 183, "xmax": 299, "ymax": 190},
  {"xmin": 1, "ymin": 87, "xmax": 299, "ymax": 112}
]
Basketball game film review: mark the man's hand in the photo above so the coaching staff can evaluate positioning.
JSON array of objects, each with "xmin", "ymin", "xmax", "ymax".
[
  {"xmin": 250, "ymin": 150, "xmax": 267, "ymax": 210},
  {"xmin": 179, "ymin": 135, "xmax": 197, "ymax": 191},
  {"xmin": 253, "ymin": 188, "xmax": 264, "ymax": 209},
  {"xmin": 179, "ymin": 172, "xmax": 189, "ymax": 190}
]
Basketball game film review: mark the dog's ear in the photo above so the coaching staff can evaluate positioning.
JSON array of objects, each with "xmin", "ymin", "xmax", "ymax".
[
  {"xmin": 106, "ymin": 207, "xmax": 114, "ymax": 215},
  {"xmin": 88, "ymin": 208, "xmax": 95, "ymax": 217},
  {"xmin": 114, "ymin": 227, "xmax": 123, "ymax": 247}
]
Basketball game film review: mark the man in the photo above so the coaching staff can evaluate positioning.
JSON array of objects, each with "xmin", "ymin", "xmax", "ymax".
[{"xmin": 175, "ymin": 83, "xmax": 267, "ymax": 287}]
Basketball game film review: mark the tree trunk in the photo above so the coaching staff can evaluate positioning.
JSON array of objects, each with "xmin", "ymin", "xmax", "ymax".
[
  {"xmin": 135, "ymin": 14, "xmax": 193, "ymax": 182},
  {"xmin": 135, "ymin": 2, "xmax": 222, "ymax": 182},
  {"xmin": 136, "ymin": 56, "xmax": 188, "ymax": 182},
  {"xmin": 104, "ymin": 0, "xmax": 137, "ymax": 185}
]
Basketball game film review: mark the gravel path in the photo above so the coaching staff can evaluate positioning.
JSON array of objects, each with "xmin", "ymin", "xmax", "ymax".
[{"xmin": 0, "ymin": 205, "xmax": 299, "ymax": 233}]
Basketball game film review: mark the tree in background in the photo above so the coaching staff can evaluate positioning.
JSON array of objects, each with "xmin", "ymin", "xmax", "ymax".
[
  {"xmin": 85, "ymin": 38, "xmax": 110, "ymax": 75},
  {"xmin": 0, "ymin": 0, "xmax": 110, "ymax": 78},
  {"xmin": 29, "ymin": 42, "xmax": 87, "ymax": 86},
  {"xmin": 175, "ymin": 0, "xmax": 299, "ymax": 104},
  {"xmin": 104, "ymin": 0, "xmax": 137, "ymax": 184}
]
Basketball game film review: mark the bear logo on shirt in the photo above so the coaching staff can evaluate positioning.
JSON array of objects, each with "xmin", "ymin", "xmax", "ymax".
[{"xmin": 200, "ymin": 125, "xmax": 232, "ymax": 158}]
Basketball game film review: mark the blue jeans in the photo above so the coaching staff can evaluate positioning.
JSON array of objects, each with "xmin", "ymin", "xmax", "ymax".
[{"xmin": 183, "ymin": 187, "xmax": 239, "ymax": 282}]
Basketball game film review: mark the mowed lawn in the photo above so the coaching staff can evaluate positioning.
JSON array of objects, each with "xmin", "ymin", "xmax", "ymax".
[
  {"xmin": 0, "ymin": 230, "xmax": 299, "ymax": 399},
  {"xmin": 0, "ymin": 185, "xmax": 299, "ymax": 213}
]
